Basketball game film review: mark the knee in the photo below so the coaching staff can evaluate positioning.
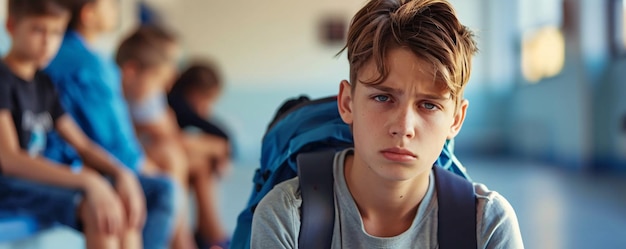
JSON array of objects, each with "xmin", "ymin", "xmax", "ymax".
[
  {"xmin": 150, "ymin": 142, "xmax": 189, "ymax": 175},
  {"xmin": 144, "ymin": 176, "xmax": 180, "ymax": 219},
  {"xmin": 140, "ymin": 176, "xmax": 186, "ymax": 247}
]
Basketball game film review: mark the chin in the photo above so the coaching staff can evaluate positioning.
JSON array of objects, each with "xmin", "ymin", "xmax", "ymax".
[
  {"xmin": 373, "ymin": 162, "xmax": 421, "ymax": 182},
  {"xmin": 37, "ymin": 59, "xmax": 52, "ymax": 68},
  {"xmin": 387, "ymin": 162, "xmax": 433, "ymax": 181}
]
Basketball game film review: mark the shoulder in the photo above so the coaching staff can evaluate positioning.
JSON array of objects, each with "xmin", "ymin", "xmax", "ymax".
[
  {"xmin": 251, "ymin": 177, "xmax": 302, "ymax": 248},
  {"xmin": 0, "ymin": 63, "xmax": 15, "ymax": 86},
  {"xmin": 473, "ymin": 183, "xmax": 517, "ymax": 223},
  {"xmin": 473, "ymin": 183, "xmax": 525, "ymax": 249},
  {"xmin": 0, "ymin": 66, "xmax": 17, "ymax": 96},
  {"xmin": 56, "ymin": 33, "xmax": 93, "ymax": 60},
  {"xmin": 253, "ymin": 177, "xmax": 302, "ymax": 228},
  {"xmin": 47, "ymin": 36, "xmax": 99, "ymax": 79},
  {"xmin": 257, "ymin": 177, "xmax": 302, "ymax": 212}
]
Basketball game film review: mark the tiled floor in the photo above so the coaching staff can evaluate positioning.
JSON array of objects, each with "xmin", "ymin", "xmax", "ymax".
[{"xmin": 2, "ymin": 158, "xmax": 626, "ymax": 249}]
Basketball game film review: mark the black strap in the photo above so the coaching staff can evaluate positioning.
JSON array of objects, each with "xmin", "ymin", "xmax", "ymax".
[
  {"xmin": 434, "ymin": 165, "xmax": 478, "ymax": 249},
  {"xmin": 297, "ymin": 150, "xmax": 336, "ymax": 249}
]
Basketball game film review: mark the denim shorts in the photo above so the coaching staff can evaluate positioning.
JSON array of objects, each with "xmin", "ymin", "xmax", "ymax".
[
  {"xmin": 0, "ymin": 174, "xmax": 178, "ymax": 249},
  {"xmin": 0, "ymin": 175, "xmax": 82, "ymax": 229}
]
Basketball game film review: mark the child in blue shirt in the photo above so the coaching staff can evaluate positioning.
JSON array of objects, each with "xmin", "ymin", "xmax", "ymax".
[
  {"xmin": 116, "ymin": 26, "xmax": 232, "ymax": 249},
  {"xmin": 43, "ymin": 0, "xmax": 179, "ymax": 248}
]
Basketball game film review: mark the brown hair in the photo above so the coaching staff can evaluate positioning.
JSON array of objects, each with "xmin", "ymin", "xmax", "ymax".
[
  {"xmin": 171, "ymin": 60, "xmax": 222, "ymax": 95},
  {"xmin": 64, "ymin": 0, "xmax": 95, "ymax": 30},
  {"xmin": 341, "ymin": 0, "xmax": 477, "ymax": 106},
  {"xmin": 8, "ymin": 0, "xmax": 70, "ymax": 20},
  {"xmin": 115, "ymin": 25, "xmax": 177, "ymax": 69}
]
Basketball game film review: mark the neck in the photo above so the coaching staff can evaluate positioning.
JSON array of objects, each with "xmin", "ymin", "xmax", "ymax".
[
  {"xmin": 344, "ymin": 151, "xmax": 431, "ymax": 236},
  {"xmin": 3, "ymin": 50, "xmax": 38, "ymax": 81},
  {"xmin": 74, "ymin": 25, "xmax": 100, "ymax": 45}
]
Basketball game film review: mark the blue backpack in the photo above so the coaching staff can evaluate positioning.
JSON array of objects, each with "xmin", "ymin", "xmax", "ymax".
[{"xmin": 231, "ymin": 96, "xmax": 476, "ymax": 249}]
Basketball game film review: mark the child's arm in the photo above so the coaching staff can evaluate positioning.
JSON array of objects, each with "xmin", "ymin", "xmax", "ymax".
[
  {"xmin": 134, "ymin": 108, "xmax": 180, "ymax": 142},
  {"xmin": 55, "ymin": 114, "xmax": 147, "ymax": 229},
  {"xmin": 55, "ymin": 114, "xmax": 134, "ymax": 177},
  {"xmin": 0, "ymin": 111, "xmax": 94, "ymax": 187},
  {"xmin": 0, "ymin": 111, "xmax": 125, "ymax": 235}
]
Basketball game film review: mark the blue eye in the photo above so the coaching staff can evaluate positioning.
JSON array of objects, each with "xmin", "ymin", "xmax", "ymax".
[
  {"xmin": 373, "ymin": 95, "xmax": 390, "ymax": 102},
  {"xmin": 422, "ymin": 102, "xmax": 438, "ymax": 110}
]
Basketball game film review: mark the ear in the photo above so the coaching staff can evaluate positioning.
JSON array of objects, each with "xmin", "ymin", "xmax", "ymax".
[
  {"xmin": 5, "ymin": 16, "xmax": 16, "ymax": 35},
  {"xmin": 447, "ymin": 99, "xmax": 468, "ymax": 139},
  {"xmin": 119, "ymin": 61, "xmax": 140, "ymax": 85},
  {"xmin": 120, "ymin": 61, "xmax": 138, "ymax": 77},
  {"xmin": 338, "ymin": 80, "xmax": 354, "ymax": 125}
]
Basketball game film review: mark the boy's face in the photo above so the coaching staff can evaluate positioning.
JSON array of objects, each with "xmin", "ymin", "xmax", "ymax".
[
  {"xmin": 133, "ymin": 61, "xmax": 178, "ymax": 94},
  {"xmin": 188, "ymin": 87, "xmax": 221, "ymax": 117},
  {"xmin": 338, "ymin": 47, "xmax": 468, "ymax": 182},
  {"xmin": 7, "ymin": 15, "xmax": 68, "ymax": 67},
  {"xmin": 90, "ymin": 0, "xmax": 119, "ymax": 33},
  {"xmin": 123, "ymin": 43, "xmax": 180, "ymax": 97}
]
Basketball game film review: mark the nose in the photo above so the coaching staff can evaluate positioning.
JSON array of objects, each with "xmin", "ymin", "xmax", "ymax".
[{"xmin": 389, "ymin": 104, "xmax": 416, "ymax": 139}]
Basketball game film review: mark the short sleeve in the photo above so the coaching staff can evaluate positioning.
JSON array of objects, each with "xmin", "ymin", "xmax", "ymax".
[
  {"xmin": 0, "ymin": 79, "xmax": 13, "ymax": 111},
  {"xmin": 49, "ymin": 87, "xmax": 66, "ymax": 122},
  {"xmin": 251, "ymin": 178, "xmax": 302, "ymax": 249},
  {"xmin": 476, "ymin": 185, "xmax": 525, "ymax": 249}
]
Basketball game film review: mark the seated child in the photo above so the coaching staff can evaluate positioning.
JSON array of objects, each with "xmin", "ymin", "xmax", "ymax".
[
  {"xmin": 0, "ymin": 1, "xmax": 175, "ymax": 249},
  {"xmin": 168, "ymin": 62, "xmax": 233, "ymax": 248},
  {"xmin": 251, "ymin": 0, "xmax": 524, "ymax": 248},
  {"xmin": 42, "ymin": 0, "xmax": 179, "ymax": 248},
  {"xmin": 115, "ymin": 25, "xmax": 185, "ymax": 179},
  {"xmin": 116, "ymin": 26, "xmax": 231, "ymax": 249},
  {"xmin": 168, "ymin": 62, "xmax": 232, "ymax": 177}
]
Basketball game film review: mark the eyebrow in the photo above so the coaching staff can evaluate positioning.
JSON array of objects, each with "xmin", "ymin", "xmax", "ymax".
[{"xmin": 367, "ymin": 84, "xmax": 451, "ymax": 100}]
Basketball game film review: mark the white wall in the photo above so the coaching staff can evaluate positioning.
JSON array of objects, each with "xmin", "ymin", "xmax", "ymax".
[
  {"xmin": 155, "ymin": 0, "xmax": 366, "ymax": 89},
  {"xmin": 155, "ymin": 0, "xmax": 487, "ymax": 89}
]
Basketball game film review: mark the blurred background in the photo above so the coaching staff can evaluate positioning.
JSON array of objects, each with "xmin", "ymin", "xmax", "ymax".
[{"xmin": 1, "ymin": 0, "xmax": 625, "ymax": 248}]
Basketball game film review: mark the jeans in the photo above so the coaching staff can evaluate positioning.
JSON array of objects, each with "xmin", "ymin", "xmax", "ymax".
[{"xmin": 0, "ymin": 174, "xmax": 179, "ymax": 249}]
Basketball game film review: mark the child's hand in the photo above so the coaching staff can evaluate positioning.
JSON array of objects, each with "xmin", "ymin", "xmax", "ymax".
[
  {"xmin": 82, "ymin": 172, "xmax": 125, "ymax": 235},
  {"xmin": 213, "ymin": 155, "xmax": 232, "ymax": 179},
  {"xmin": 115, "ymin": 170, "xmax": 146, "ymax": 230},
  {"xmin": 211, "ymin": 138, "xmax": 232, "ymax": 178}
]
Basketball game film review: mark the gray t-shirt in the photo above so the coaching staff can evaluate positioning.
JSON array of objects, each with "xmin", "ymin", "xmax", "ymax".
[{"xmin": 251, "ymin": 149, "xmax": 524, "ymax": 249}]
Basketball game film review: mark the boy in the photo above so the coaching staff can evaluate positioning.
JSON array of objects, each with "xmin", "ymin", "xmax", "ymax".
[
  {"xmin": 251, "ymin": 0, "xmax": 524, "ymax": 248},
  {"xmin": 41, "ymin": 0, "xmax": 178, "ymax": 248},
  {"xmin": 116, "ymin": 27, "xmax": 231, "ymax": 249},
  {"xmin": 0, "ymin": 1, "xmax": 175, "ymax": 249},
  {"xmin": 116, "ymin": 25, "xmax": 187, "ymax": 183}
]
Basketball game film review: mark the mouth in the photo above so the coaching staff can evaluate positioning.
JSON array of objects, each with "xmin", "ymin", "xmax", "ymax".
[{"xmin": 380, "ymin": 147, "xmax": 417, "ymax": 162}]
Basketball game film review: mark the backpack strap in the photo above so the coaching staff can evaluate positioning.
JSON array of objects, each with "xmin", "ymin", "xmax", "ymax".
[
  {"xmin": 297, "ymin": 151, "xmax": 476, "ymax": 249},
  {"xmin": 296, "ymin": 150, "xmax": 336, "ymax": 249},
  {"xmin": 433, "ymin": 165, "xmax": 478, "ymax": 249}
]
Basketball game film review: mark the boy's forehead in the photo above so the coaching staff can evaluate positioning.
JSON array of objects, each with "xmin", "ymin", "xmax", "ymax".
[
  {"xmin": 167, "ymin": 43, "xmax": 183, "ymax": 62},
  {"xmin": 356, "ymin": 47, "xmax": 451, "ymax": 96},
  {"xmin": 13, "ymin": 14, "xmax": 69, "ymax": 26}
]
